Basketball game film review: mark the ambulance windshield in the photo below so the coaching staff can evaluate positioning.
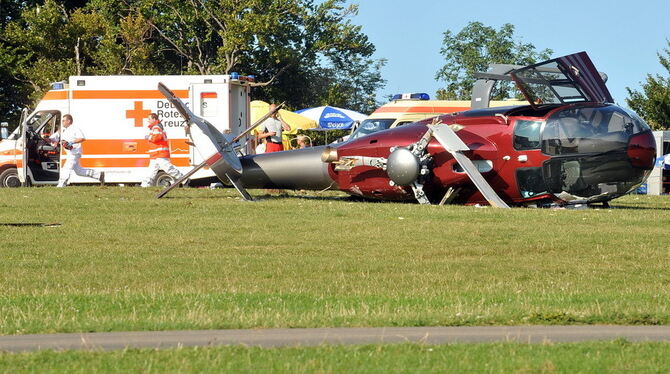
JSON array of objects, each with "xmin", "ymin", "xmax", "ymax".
[{"xmin": 349, "ymin": 119, "xmax": 395, "ymax": 140}]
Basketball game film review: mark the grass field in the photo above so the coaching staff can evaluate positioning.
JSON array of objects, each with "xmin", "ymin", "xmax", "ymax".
[
  {"xmin": 1, "ymin": 187, "xmax": 670, "ymax": 334},
  {"xmin": 1, "ymin": 341, "xmax": 669, "ymax": 373},
  {"xmin": 1, "ymin": 187, "xmax": 670, "ymax": 370}
]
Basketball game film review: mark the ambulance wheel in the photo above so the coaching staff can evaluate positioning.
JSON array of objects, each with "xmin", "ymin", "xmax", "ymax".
[
  {"xmin": 0, "ymin": 168, "xmax": 21, "ymax": 188},
  {"xmin": 154, "ymin": 172, "xmax": 175, "ymax": 187}
]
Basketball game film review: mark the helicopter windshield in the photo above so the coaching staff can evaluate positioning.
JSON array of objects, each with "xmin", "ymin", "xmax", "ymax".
[
  {"xmin": 539, "ymin": 105, "xmax": 653, "ymax": 201},
  {"xmin": 349, "ymin": 119, "xmax": 395, "ymax": 140},
  {"xmin": 541, "ymin": 105, "xmax": 650, "ymax": 156}
]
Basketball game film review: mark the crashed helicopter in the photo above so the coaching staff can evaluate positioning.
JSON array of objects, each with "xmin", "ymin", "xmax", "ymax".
[{"xmin": 158, "ymin": 52, "xmax": 656, "ymax": 208}]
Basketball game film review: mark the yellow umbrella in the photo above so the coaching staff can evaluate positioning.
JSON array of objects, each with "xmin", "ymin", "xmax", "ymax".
[{"xmin": 250, "ymin": 100, "xmax": 317, "ymax": 150}]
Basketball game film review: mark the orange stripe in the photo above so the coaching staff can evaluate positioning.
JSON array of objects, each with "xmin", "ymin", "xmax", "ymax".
[
  {"xmin": 81, "ymin": 139, "xmax": 189, "ymax": 155},
  {"xmin": 73, "ymin": 90, "xmax": 189, "ymax": 99},
  {"xmin": 80, "ymin": 157, "xmax": 190, "ymax": 168},
  {"xmin": 372, "ymin": 106, "xmax": 469, "ymax": 114},
  {"xmin": 0, "ymin": 149, "xmax": 22, "ymax": 156},
  {"xmin": 201, "ymin": 92, "xmax": 218, "ymax": 98},
  {"xmin": 43, "ymin": 91, "xmax": 68, "ymax": 100}
]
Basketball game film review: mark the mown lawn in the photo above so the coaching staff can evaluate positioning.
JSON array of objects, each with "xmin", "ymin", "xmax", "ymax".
[
  {"xmin": 0, "ymin": 187, "xmax": 669, "ymax": 335},
  {"xmin": 2, "ymin": 341, "xmax": 670, "ymax": 373}
]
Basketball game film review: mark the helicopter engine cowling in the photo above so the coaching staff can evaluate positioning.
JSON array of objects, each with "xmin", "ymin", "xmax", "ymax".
[{"xmin": 386, "ymin": 147, "xmax": 421, "ymax": 186}]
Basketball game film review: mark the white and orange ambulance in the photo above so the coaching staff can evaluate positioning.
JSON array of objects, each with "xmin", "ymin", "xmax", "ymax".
[
  {"xmin": 0, "ymin": 74, "xmax": 253, "ymax": 187},
  {"xmin": 347, "ymin": 93, "xmax": 525, "ymax": 141}
]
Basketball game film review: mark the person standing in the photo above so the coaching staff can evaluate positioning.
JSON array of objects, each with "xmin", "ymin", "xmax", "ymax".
[
  {"xmin": 141, "ymin": 113, "xmax": 184, "ymax": 187},
  {"xmin": 49, "ymin": 114, "xmax": 104, "ymax": 187},
  {"xmin": 257, "ymin": 104, "xmax": 291, "ymax": 152}
]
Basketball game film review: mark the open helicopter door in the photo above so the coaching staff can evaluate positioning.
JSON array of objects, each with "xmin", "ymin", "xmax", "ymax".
[
  {"xmin": 430, "ymin": 124, "xmax": 510, "ymax": 208},
  {"xmin": 157, "ymin": 82, "xmax": 252, "ymax": 201},
  {"xmin": 511, "ymin": 51, "xmax": 613, "ymax": 109}
]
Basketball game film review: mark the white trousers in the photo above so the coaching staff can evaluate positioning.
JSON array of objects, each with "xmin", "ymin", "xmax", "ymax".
[
  {"xmin": 58, "ymin": 154, "xmax": 101, "ymax": 187},
  {"xmin": 141, "ymin": 158, "xmax": 184, "ymax": 187}
]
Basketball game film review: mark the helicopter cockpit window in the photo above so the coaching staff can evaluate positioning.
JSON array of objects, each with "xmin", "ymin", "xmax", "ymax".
[
  {"xmin": 349, "ymin": 119, "xmax": 395, "ymax": 140},
  {"xmin": 539, "ymin": 105, "xmax": 653, "ymax": 200},
  {"xmin": 512, "ymin": 61, "xmax": 588, "ymax": 106},
  {"xmin": 513, "ymin": 120, "xmax": 543, "ymax": 150},
  {"xmin": 540, "ymin": 105, "xmax": 650, "ymax": 156}
]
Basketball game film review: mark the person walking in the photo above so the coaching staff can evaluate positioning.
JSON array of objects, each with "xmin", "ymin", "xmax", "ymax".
[
  {"xmin": 257, "ymin": 104, "xmax": 291, "ymax": 152},
  {"xmin": 48, "ymin": 114, "xmax": 104, "ymax": 187},
  {"xmin": 141, "ymin": 113, "xmax": 184, "ymax": 187}
]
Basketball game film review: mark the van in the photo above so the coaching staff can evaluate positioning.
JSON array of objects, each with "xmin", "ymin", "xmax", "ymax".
[
  {"xmin": 348, "ymin": 93, "xmax": 525, "ymax": 141},
  {"xmin": 0, "ymin": 74, "xmax": 253, "ymax": 187}
]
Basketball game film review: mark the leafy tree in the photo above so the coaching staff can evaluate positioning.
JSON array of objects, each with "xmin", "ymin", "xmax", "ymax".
[
  {"xmin": 435, "ymin": 22, "xmax": 552, "ymax": 100},
  {"xmin": 0, "ymin": 0, "xmax": 385, "ymax": 129},
  {"xmin": 626, "ymin": 41, "xmax": 670, "ymax": 130},
  {"xmin": 137, "ymin": 0, "xmax": 383, "ymax": 112}
]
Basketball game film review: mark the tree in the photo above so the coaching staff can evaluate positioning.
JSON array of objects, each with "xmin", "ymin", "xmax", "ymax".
[
  {"xmin": 435, "ymin": 22, "xmax": 552, "ymax": 100},
  {"xmin": 137, "ymin": 0, "xmax": 384, "ymax": 111},
  {"xmin": 0, "ymin": 0, "xmax": 385, "ymax": 128},
  {"xmin": 626, "ymin": 41, "xmax": 670, "ymax": 130}
]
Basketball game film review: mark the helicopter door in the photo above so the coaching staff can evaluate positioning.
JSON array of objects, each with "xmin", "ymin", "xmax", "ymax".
[{"xmin": 511, "ymin": 52, "xmax": 614, "ymax": 110}]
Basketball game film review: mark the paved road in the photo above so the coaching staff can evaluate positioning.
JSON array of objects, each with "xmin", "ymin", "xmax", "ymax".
[{"xmin": 1, "ymin": 326, "xmax": 670, "ymax": 352}]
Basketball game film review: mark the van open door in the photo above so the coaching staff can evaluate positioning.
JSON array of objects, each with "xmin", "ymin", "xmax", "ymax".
[{"xmin": 16, "ymin": 108, "xmax": 29, "ymax": 185}]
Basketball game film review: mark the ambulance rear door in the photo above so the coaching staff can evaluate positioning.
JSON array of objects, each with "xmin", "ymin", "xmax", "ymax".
[{"xmin": 190, "ymin": 83, "xmax": 230, "ymax": 164}]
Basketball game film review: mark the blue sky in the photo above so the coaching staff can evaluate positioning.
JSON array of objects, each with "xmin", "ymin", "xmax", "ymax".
[{"xmin": 348, "ymin": 0, "xmax": 670, "ymax": 108}]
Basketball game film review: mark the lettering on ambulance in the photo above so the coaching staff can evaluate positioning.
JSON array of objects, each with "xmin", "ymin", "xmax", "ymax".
[{"xmin": 156, "ymin": 100, "xmax": 187, "ymax": 127}]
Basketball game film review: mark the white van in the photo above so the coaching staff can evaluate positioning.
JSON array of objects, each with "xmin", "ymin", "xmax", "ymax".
[{"xmin": 0, "ymin": 74, "xmax": 253, "ymax": 187}]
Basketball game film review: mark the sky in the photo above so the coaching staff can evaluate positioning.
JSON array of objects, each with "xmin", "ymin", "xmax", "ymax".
[{"xmin": 347, "ymin": 0, "xmax": 670, "ymax": 108}]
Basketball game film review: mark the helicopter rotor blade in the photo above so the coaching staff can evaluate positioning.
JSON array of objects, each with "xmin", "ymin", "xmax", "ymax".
[
  {"xmin": 429, "ymin": 124, "xmax": 510, "ymax": 208},
  {"xmin": 156, "ymin": 82, "xmax": 251, "ymax": 200}
]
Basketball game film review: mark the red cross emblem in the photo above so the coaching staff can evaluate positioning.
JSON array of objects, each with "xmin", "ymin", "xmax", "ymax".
[{"xmin": 126, "ymin": 101, "xmax": 151, "ymax": 127}]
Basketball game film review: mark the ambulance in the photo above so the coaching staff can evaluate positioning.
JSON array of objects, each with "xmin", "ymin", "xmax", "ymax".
[
  {"xmin": 347, "ymin": 93, "xmax": 525, "ymax": 141},
  {"xmin": 0, "ymin": 74, "xmax": 253, "ymax": 187}
]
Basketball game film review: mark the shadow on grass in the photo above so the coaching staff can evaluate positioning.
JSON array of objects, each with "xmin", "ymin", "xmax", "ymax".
[{"xmin": 608, "ymin": 205, "xmax": 670, "ymax": 211}]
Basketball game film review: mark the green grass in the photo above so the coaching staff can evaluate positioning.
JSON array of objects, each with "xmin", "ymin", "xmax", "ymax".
[
  {"xmin": 2, "ymin": 342, "xmax": 670, "ymax": 373},
  {"xmin": 1, "ymin": 187, "xmax": 669, "ymax": 334}
]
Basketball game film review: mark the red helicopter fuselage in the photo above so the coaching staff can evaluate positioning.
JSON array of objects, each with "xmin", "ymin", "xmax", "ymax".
[{"xmin": 329, "ymin": 103, "xmax": 656, "ymax": 206}]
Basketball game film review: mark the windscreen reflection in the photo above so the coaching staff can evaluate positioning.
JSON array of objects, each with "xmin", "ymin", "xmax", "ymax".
[
  {"xmin": 539, "ymin": 105, "xmax": 653, "ymax": 201},
  {"xmin": 349, "ymin": 119, "xmax": 395, "ymax": 140}
]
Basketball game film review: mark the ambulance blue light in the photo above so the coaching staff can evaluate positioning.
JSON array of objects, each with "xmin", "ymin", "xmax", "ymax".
[
  {"xmin": 51, "ymin": 82, "xmax": 64, "ymax": 90},
  {"xmin": 247, "ymin": 75, "xmax": 256, "ymax": 82},
  {"xmin": 391, "ymin": 93, "xmax": 430, "ymax": 101},
  {"xmin": 230, "ymin": 72, "xmax": 240, "ymax": 80}
]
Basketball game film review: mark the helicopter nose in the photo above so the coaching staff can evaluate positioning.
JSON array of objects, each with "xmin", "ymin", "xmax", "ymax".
[{"xmin": 627, "ymin": 131, "xmax": 656, "ymax": 169}]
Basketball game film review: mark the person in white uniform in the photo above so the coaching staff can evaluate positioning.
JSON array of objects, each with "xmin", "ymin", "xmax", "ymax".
[{"xmin": 48, "ymin": 114, "xmax": 104, "ymax": 187}]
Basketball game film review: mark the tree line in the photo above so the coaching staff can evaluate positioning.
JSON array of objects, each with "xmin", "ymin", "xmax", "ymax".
[
  {"xmin": 436, "ymin": 22, "xmax": 670, "ymax": 130},
  {"xmin": 1, "ymin": 3, "xmax": 668, "ymax": 131},
  {"xmin": 0, "ymin": 0, "xmax": 386, "ymax": 127}
]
